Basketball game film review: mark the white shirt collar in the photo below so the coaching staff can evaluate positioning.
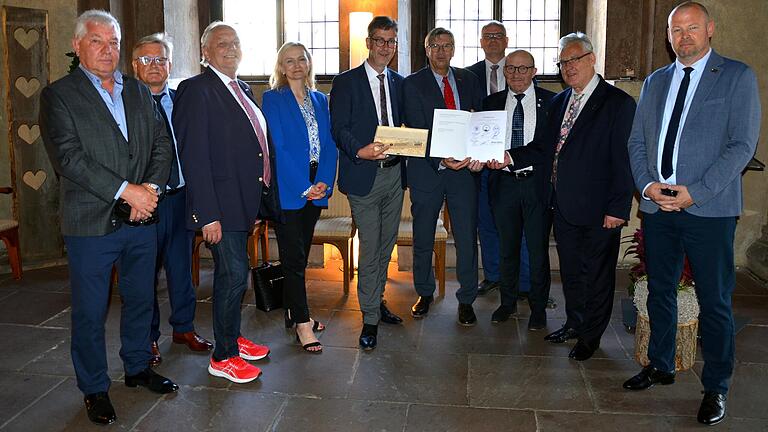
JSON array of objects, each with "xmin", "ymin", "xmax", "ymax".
[
  {"xmin": 484, "ymin": 57, "xmax": 506, "ymax": 68},
  {"xmin": 208, "ymin": 64, "xmax": 238, "ymax": 86},
  {"xmin": 674, "ymin": 47, "xmax": 712, "ymax": 75},
  {"xmin": 364, "ymin": 60, "xmax": 388, "ymax": 81}
]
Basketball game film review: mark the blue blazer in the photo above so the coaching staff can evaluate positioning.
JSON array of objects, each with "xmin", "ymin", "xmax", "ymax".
[
  {"xmin": 627, "ymin": 50, "xmax": 761, "ymax": 217},
  {"xmin": 401, "ymin": 66, "xmax": 484, "ymax": 192},
  {"xmin": 262, "ymin": 87, "xmax": 338, "ymax": 210},
  {"xmin": 174, "ymin": 67, "xmax": 281, "ymax": 231},
  {"xmin": 330, "ymin": 64, "xmax": 405, "ymax": 196}
]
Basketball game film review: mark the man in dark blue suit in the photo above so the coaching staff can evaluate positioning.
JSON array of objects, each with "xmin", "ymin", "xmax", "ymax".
[
  {"xmin": 132, "ymin": 33, "xmax": 213, "ymax": 366},
  {"xmin": 402, "ymin": 27, "xmax": 484, "ymax": 325},
  {"xmin": 174, "ymin": 22, "xmax": 281, "ymax": 384},
  {"xmin": 484, "ymin": 50, "xmax": 555, "ymax": 329},
  {"xmin": 466, "ymin": 20, "xmax": 507, "ymax": 296},
  {"xmin": 40, "ymin": 10, "xmax": 178, "ymax": 425},
  {"xmin": 331, "ymin": 16, "xmax": 405, "ymax": 350},
  {"xmin": 500, "ymin": 32, "xmax": 635, "ymax": 361},
  {"xmin": 624, "ymin": 3, "xmax": 761, "ymax": 425}
]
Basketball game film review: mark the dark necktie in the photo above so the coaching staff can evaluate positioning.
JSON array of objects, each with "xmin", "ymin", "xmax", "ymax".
[
  {"xmin": 510, "ymin": 93, "xmax": 525, "ymax": 148},
  {"xmin": 442, "ymin": 76, "xmax": 456, "ymax": 110},
  {"xmin": 377, "ymin": 73, "xmax": 389, "ymax": 126},
  {"xmin": 661, "ymin": 66, "xmax": 694, "ymax": 180},
  {"xmin": 152, "ymin": 94, "xmax": 180, "ymax": 189},
  {"xmin": 489, "ymin": 64, "xmax": 499, "ymax": 94}
]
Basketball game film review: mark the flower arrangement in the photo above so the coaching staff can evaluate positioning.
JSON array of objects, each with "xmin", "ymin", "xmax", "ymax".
[{"xmin": 622, "ymin": 228, "xmax": 694, "ymax": 293}]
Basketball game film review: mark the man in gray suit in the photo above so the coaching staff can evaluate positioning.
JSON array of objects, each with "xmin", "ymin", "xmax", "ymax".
[
  {"xmin": 40, "ymin": 10, "xmax": 177, "ymax": 425},
  {"xmin": 623, "ymin": 2, "xmax": 761, "ymax": 426}
]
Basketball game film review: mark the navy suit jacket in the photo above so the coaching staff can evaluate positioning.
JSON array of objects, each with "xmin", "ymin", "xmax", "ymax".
[
  {"xmin": 262, "ymin": 87, "xmax": 338, "ymax": 210},
  {"xmin": 509, "ymin": 76, "xmax": 636, "ymax": 226},
  {"xmin": 401, "ymin": 66, "xmax": 484, "ymax": 192},
  {"xmin": 173, "ymin": 67, "xmax": 281, "ymax": 231},
  {"xmin": 466, "ymin": 60, "xmax": 507, "ymax": 96},
  {"xmin": 628, "ymin": 50, "xmax": 761, "ymax": 217},
  {"xmin": 482, "ymin": 86, "xmax": 556, "ymax": 203},
  {"xmin": 330, "ymin": 64, "xmax": 406, "ymax": 196}
]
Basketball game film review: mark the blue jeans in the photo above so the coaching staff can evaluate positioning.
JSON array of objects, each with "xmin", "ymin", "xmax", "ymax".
[{"xmin": 209, "ymin": 231, "xmax": 249, "ymax": 360}]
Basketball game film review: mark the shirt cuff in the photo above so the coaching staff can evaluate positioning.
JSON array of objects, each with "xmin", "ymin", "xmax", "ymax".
[
  {"xmin": 301, "ymin": 185, "xmax": 313, "ymax": 198},
  {"xmin": 203, "ymin": 221, "xmax": 218, "ymax": 228},
  {"xmin": 641, "ymin": 182, "xmax": 653, "ymax": 200},
  {"xmin": 114, "ymin": 181, "xmax": 128, "ymax": 200}
]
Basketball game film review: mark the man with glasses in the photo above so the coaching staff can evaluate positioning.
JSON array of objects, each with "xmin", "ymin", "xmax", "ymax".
[
  {"xmin": 498, "ymin": 32, "xmax": 635, "ymax": 361},
  {"xmin": 484, "ymin": 50, "xmax": 555, "ymax": 329},
  {"xmin": 402, "ymin": 27, "xmax": 484, "ymax": 325},
  {"xmin": 330, "ymin": 16, "xmax": 405, "ymax": 351},
  {"xmin": 466, "ymin": 21, "xmax": 507, "ymax": 298},
  {"xmin": 624, "ymin": 2, "xmax": 760, "ymax": 425},
  {"xmin": 132, "ymin": 33, "xmax": 213, "ymax": 367}
]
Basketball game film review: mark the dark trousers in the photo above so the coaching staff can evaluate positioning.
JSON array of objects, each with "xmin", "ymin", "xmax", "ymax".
[
  {"xmin": 477, "ymin": 169, "xmax": 500, "ymax": 281},
  {"xmin": 410, "ymin": 169, "xmax": 478, "ymax": 303},
  {"xmin": 554, "ymin": 207, "xmax": 620, "ymax": 347},
  {"xmin": 65, "ymin": 224, "xmax": 156, "ymax": 395},
  {"xmin": 491, "ymin": 174, "xmax": 551, "ymax": 317},
  {"xmin": 209, "ymin": 231, "xmax": 249, "ymax": 361},
  {"xmin": 275, "ymin": 201, "xmax": 321, "ymax": 324},
  {"xmin": 152, "ymin": 189, "xmax": 196, "ymax": 341},
  {"xmin": 643, "ymin": 211, "xmax": 736, "ymax": 394}
]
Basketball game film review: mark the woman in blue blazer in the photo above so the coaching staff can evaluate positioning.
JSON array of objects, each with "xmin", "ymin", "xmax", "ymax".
[{"xmin": 262, "ymin": 42, "xmax": 337, "ymax": 353}]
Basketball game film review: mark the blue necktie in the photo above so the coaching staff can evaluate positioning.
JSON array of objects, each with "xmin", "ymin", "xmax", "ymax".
[
  {"xmin": 661, "ymin": 67, "xmax": 693, "ymax": 180},
  {"xmin": 152, "ymin": 94, "xmax": 180, "ymax": 189},
  {"xmin": 511, "ymin": 93, "xmax": 525, "ymax": 148}
]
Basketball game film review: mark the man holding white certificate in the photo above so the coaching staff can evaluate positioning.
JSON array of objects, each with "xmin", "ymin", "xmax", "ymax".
[{"xmin": 401, "ymin": 27, "xmax": 484, "ymax": 325}]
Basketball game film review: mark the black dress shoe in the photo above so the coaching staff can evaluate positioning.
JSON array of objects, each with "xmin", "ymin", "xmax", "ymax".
[
  {"xmin": 458, "ymin": 303, "xmax": 477, "ymax": 326},
  {"xmin": 622, "ymin": 366, "xmax": 676, "ymax": 390},
  {"xmin": 84, "ymin": 392, "xmax": 116, "ymax": 425},
  {"xmin": 528, "ymin": 311, "xmax": 546, "ymax": 331},
  {"xmin": 697, "ymin": 391, "xmax": 727, "ymax": 425},
  {"xmin": 359, "ymin": 324, "xmax": 378, "ymax": 351},
  {"xmin": 569, "ymin": 340, "xmax": 598, "ymax": 361},
  {"xmin": 477, "ymin": 279, "xmax": 499, "ymax": 295},
  {"xmin": 411, "ymin": 295, "xmax": 433, "ymax": 319},
  {"xmin": 491, "ymin": 304, "xmax": 517, "ymax": 323},
  {"xmin": 380, "ymin": 301, "xmax": 403, "ymax": 324},
  {"xmin": 544, "ymin": 326, "xmax": 578, "ymax": 343},
  {"xmin": 125, "ymin": 368, "xmax": 179, "ymax": 394}
]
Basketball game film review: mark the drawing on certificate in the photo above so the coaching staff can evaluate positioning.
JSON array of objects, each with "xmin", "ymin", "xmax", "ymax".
[{"xmin": 429, "ymin": 109, "xmax": 507, "ymax": 161}]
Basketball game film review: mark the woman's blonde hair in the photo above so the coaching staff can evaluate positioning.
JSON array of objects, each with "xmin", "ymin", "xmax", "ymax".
[{"xmin": 269, "ymin": 41, "xmax": 316, "ymax": 90}]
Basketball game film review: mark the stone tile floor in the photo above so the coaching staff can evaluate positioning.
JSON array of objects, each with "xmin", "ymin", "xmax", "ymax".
[{"xmin": 0, "ymin": 261, "xmax": 766, "ymax": 431}]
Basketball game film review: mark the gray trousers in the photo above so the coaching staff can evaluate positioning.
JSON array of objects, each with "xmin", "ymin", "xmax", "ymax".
[{"xmin": 347, "ymin": 165, "xmax": 404, "ymax": 325}]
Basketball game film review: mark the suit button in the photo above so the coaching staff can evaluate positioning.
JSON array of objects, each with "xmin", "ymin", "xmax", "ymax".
[
  {"xmin": 258, "ymin": 153, "xmax": 263, "ymax": 157},
  {"xmin": 258, "ymin": 177, "xmax": 263, "ymax": 182},
  {"xmin": 129, "ymin": 154, "xmax": 133, "ymax": 159}
]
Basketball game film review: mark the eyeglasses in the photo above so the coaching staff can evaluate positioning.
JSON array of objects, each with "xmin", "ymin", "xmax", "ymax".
[
  {"xmin": 481, "ymin": 32, "xmax": 506, "ymax": 40},
  {"xmin": 427, "ymin": 43, "xmax": 455, "ymax": 52},
  {"xmin": 556, "ymin": 52, "xmax": 591, "ymax": 69},
  {"xmin": 135, "ymin": 56, "xmax": 169, "ymax": 66},
  {"xmin": 504, "ymin": 64, "xmax": 534, "ymax": 74},
  {"xmin": 370, "ymin": 37, "xmax": 398, "ymax": 48}
]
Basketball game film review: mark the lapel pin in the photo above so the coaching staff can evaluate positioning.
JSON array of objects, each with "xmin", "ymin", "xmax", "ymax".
[{"xmin": 710, "ymin": 68, "xmax": 719, "ymax": 73}]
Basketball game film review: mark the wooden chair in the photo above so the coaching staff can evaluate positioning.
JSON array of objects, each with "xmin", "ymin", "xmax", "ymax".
[
  {"xmin": 397, "ymin": 189, "xmax": 447, "ymax": 298},
  {"xmin": 191, "ymin": 221, "xmax": 269, "ymax": 286},
  {"xmin": 0, "ymin": 187, "xmax": 21, "ymax": 280},
  {"xmin": 311, "ymin": 191, "xmax": 355, "ymax": 295}
]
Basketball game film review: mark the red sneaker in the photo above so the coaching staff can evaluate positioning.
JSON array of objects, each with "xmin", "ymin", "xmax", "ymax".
[
  {"xmin": 207, "ymin": 356, "xmax": 261, "ymax": 383},
  {"xmin": 237, "ymin": 336, "xmax": 270, "ymax": 360}
]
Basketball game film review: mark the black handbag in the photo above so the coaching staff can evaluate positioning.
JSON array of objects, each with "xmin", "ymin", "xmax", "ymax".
[{"xmin": 251, "ymin": 261, "xmax": 284, "ymax": 312}]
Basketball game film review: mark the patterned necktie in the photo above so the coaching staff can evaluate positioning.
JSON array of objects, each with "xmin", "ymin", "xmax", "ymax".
[
  {"xmin": 510, "ymin": 93, "xmax": 525, "ymax": 148},
  {"xmin": 442, "ymin": 76, "xmax": 456, "ymax": 110},
  {"xmin": 489, "ymin": 64, "xmax": 499, "ymax": 94},
  {"xmin": 228, "ymin": 80, "xmax": 271, "ymax": 187},
  {"xmin": 377, "ymin": 74, "xmax": 389, "ymax": 126},
  {"xmin": 551, "ymin": 93, "xmax": 584, "ymax": 185},
  {"xmin": 152, "ymin": 94, "xmax": 180, "ymax": 189},
  {"xmin": 661, "ymin": 66, "xmax": 693, "ymax": 179}
]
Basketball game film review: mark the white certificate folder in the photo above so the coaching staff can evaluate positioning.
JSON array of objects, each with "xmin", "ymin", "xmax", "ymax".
[{"xmin": 428, "ymin": 109, "xmax": 507, "ymax": 161}]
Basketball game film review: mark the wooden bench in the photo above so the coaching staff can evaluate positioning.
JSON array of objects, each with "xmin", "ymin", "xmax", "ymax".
[{"xmin": 311, "ymin": 191, "xmax": 355, "ymax": 295}]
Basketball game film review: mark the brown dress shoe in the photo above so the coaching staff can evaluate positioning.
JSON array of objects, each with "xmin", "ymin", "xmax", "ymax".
[
  {"xmin": 172, "ymin": 331, "xmax": 214, "ymax": 352},
  {"xmin": 149, "ymin": 341, "xmax": 162, "ymax": 367}
]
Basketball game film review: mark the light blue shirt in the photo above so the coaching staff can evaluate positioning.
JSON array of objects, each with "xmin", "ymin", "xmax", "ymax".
[
  {"xmin": 432, "ymin": 67, "xmax": 461, "ymax": 110},
  {"xmin": 656, "ymin": 48, "xmax": 712, "ymax": 185},
  {"xmin": 79, "ymin": 65, "xmax": 129, "ymax": 199},
  {"xmin": 153, "ymin": 85, "xmax": 185, "ymax": 189}
]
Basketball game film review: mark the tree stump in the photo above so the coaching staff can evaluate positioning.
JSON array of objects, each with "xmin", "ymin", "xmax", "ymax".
[{"xmin": 634, "ymin": 314, "xmax": 698, "ymax": 371}]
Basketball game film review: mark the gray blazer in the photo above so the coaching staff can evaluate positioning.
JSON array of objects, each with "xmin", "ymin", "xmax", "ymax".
[
  {"xmin": 627, "ymin": 50, "xmax": 761, "ymax": 217},
  {"xmin": 40, "ymin": 68, "xmax": 171, "ymax": 236}
]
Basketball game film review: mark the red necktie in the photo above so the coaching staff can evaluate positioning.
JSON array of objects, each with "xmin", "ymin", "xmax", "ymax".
[
  {"xmin": 228, "ymin": 80, "xmax": 271, "ymax": 187},
  {"xmin": 442, "ymin": 76, "xmax": 456, "ymax": 110}
]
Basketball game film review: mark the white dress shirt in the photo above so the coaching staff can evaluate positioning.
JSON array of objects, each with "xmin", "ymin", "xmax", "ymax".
[
  {"xmin": 484, "ymin": 58, "xmax": 506, "ymax": 95},
  {"xmin": 363, "ymin": 60, "xmax": 394, "ymax": 126},
  {"xmin": 209, "ymin": 65, "xmax": 269, "ymax": 138},
  {"xmin": 504, "ymin": 83, "xmax": 537, "ymax": 172}
]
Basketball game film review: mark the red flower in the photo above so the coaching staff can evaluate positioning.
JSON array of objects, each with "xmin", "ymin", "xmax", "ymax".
[{"xmin": 622, "ymin": 228, "xmax": 694, "ymax": 289}]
